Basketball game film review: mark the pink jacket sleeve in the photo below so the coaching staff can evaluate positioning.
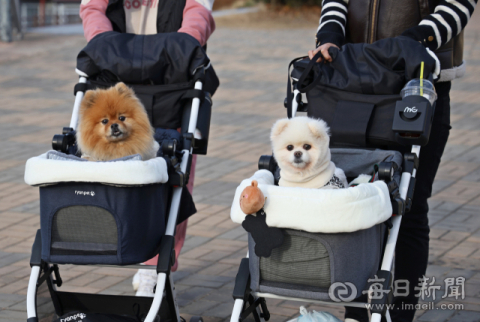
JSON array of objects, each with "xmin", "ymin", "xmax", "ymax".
[
  {"xmin": 177, "ymin": 0, "xmax": 216, "ymax": 46},
  {"xmin": 79, "ymin": 0, "xmax": 215, "ymax": 45},
  {"xmin": 80, "ymin": 0, "xmax": 113, "ymax": 42}
]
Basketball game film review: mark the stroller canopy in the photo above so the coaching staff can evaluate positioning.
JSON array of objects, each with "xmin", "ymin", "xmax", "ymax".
[{"xmin": 77, "ymin": 32, "xmax": 211, "ymax": 85}]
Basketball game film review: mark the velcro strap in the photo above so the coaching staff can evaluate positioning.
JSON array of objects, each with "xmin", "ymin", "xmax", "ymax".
[
  {"xmin": 183, "ymin": 89, "xmax": 205, "ymax": 102},
  {"xmin": 74, "ymin": 83, "xmax": 89, "ymax": 96}
]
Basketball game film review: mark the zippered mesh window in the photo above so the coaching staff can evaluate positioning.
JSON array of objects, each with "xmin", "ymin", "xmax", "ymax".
[
  {"xmin": 51, "ymin": 206, "xmax": 117, "ymax": 256},
  {"xmin": 260, "ymin": 232, "xmax": 330, "ymax": 288}
]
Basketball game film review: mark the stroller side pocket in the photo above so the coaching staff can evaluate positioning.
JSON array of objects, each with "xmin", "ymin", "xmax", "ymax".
[{"xmin": 306, "ymin": 85, "xmax": 401, "ymax": 149}]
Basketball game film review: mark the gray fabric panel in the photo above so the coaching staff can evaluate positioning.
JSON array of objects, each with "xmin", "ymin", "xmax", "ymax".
[
  {"xmin": 47, "ymin": 151, "xmax": 87, "ymax": 162},
  {"xmin": 51, "ymin": 242, "xmax": 117, "ymax": 252},
  {"xmin": 249, "ymin": 224, "xmax": 385, "ymax": 300},
  {"xmin": 259, "ymin": 284, "xmax": 332, "ymax": 301},
  {"xmin": 331, "ymin": 148, "xmax": 402, "ymax": 178},
  {"xmin": 325, "ymin": 224, "xmax": 385, "ymax": 295},
  {"xmin": 259, "ymin": 232, "xmax": 330, "ymax": 288},
  {"xmin": 248, "ymin": 234, "xmax": 261, "ymax": 292},
  {"xmin": 46, "ymin": 150, "xmax": 143, "ymax": 162}
]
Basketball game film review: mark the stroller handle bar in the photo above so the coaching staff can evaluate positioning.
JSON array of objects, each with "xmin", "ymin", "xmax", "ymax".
[
  {"xmin": 145, "ymin": 73, "xmax": 204, "ymax": 322},
  {"xmin": 69, "ymin": 69, "xmax": 89, "ymax": 129}
]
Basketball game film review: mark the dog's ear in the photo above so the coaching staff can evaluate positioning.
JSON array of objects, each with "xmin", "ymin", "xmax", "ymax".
[
  {"xmin": 81, "ymin": 90, "xmax": 98, "ymax": 109},
  {"xmin": 115, "ymin": 82, "xmax": 134, "ymax": 97},
  {"xmin": 271, "ymin": 119, "xmax": 289, "ymax": 139},
  {"xmin": 308, "ymin": 119, "xmax": 330, "ymax": 139}
]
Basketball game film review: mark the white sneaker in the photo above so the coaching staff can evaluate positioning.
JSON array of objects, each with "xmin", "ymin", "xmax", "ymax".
[
  {"xmin": 132, "ymin": 271, "xmax": 140, "ymax": 291},
  {"xmin": 135, "ymin": 269, "xmax": 157, "ymax": 297}
]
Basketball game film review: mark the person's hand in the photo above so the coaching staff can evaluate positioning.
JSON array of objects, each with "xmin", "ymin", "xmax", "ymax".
[{"xmin": 308, "ymin": 43, "xmax": 339, "ymax": 62}]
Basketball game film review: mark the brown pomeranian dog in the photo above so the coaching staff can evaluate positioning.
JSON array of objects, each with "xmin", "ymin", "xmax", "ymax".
[{"xmin": 76, "ymin": 82, "xmax": 159, "ymax": 161}]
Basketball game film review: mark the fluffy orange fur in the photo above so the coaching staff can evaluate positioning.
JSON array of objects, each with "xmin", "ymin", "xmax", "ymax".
[{"xmin": 76, "ymin": 83, "xmax": 157, "ymax": 161}]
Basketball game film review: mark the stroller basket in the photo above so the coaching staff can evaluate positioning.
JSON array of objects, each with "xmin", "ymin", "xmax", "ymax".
[
  {"xmin": 232, "ymin": 148, "xmax": 402, "ymax": 301},
  {"xmin": 25, "ymin": 153, "xmax": 171, "ymax": 265},
  {"xmin": 250, "ymin": 225, "xmax": 385, "ymax": 301},
  {"xmin": 40, "ymin": 182, "xmax": 169, "ymax": 265},
  {"xmin": 253, "ymin": 224, "xmax": 384, "ymax": 301}
]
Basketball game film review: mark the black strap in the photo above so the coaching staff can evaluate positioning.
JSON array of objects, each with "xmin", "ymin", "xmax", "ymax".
[
  {"xmin": 182, "ymin": 89, "xmax": 205, "ymax": 102},
  {"xmin": 74, "ymin": 83, "xmax": 89, "ymax": 96},
  {"xmin": 193, "ymin": 66, "xmax": 206, "ymax": 83},
  {"xmin": 297, "ymin": 51, "xmax": 325, "ymax": 93},
  {"xmin": 286, "ymin": 51, "xmax": 325, "ymax": 118},
  {"xmin": 286, "ymin": 56, "xmax": 306, "ymax": 118}
]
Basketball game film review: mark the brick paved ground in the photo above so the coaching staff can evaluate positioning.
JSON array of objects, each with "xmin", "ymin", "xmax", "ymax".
[{"xmin": 0, "ymin": 11, "xmax": 479, "ymax": 322}]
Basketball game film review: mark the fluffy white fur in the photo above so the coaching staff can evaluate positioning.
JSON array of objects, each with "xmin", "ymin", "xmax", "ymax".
[
  {"xmin": 230, "ymin": 170, "xmax": 392, "ymax": 233},
  {"xmin": 271, "ymin": 116, "xmax": 347, "ymax": 189},
  {"xmin": 24, "ymin": 152, "xmax": 168, "ymax": 186}
]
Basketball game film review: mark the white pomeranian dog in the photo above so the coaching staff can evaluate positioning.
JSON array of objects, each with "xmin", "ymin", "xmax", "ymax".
[{"xmin": 271, "ymin": 116, "xmax": 347, "ymax": 189}]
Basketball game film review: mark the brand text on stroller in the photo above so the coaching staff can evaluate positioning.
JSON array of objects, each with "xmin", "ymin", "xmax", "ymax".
[
  {"xmin": 60, "ymin": 313, "xmax": 87, "ymax": 321},
  {"xmin": 75, "ymin": 191, "xmax": 95, "ymax": 197},
  {"xmin": 403, "ymin": 106, "xmax": 418, "ymax": 113}
]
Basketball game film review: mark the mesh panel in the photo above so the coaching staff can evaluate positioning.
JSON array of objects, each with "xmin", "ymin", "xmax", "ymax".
[
  {"xmin": 51, "ymin": 206, "xmax": 117, "ymax": 256},
  {"xmin": 260, "ymin": 233, "xmax": 330, "ymax": 288}
]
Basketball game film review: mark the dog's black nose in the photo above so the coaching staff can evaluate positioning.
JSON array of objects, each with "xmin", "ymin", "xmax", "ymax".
[
  {"xmin": 294, "ymin": 151, "xmax": 302, "ymax": 158},
  {"xmin": 111, "ymin": 123, "xmax": 119, "ymax": 130}
]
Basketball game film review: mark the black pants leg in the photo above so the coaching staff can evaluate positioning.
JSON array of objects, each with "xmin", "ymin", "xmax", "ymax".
[
  {"xmin": 345, "ymin": 81, "xmax": 452, "ymax": 322},
  {"xmin": 390, "ymin": 81, "xmax": 451, "ymax": 322}
]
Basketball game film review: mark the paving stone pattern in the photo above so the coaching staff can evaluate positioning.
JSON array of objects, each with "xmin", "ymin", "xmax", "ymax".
[{"xmin": 0, "ymin": 13, "xmax": 479, "ymax": 322}]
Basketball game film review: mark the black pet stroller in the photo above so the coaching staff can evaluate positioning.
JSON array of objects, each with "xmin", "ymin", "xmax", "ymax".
[
  {"xmin": 24, "ymin": 31, "xmax": 218, "ymax": 322},
  {"xmin": 229, "ymin": 37, "xmax": 440, "ymax": 322}
]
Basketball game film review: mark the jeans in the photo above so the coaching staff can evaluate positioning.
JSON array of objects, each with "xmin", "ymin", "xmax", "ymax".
[{"xmin": 345, "ymin": 81, "xmax": 452, "ymax": 322}]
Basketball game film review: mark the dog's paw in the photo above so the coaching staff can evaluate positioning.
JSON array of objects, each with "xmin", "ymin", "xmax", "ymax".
[{"xmin": 334, "ymin": 167, "xmax": 348, "ymax": 187}]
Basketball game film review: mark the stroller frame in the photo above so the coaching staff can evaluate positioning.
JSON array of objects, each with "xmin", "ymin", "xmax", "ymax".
[
  {"xmin": 229, "ymin": 88, "xmax": 422, "ymax": 322},
  {"xmin": 26, "ymin": 68, "xmax": 207, "ymax": 322}
]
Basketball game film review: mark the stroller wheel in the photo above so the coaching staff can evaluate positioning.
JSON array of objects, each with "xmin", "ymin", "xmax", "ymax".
[{"xmin": 190, "ymin": 316, "xmax": 204, "ymax": 322}]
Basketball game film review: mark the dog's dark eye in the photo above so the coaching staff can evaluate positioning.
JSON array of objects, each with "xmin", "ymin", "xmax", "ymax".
[
  {"xmin": 101, "ymin": 119, "xmax": 108, "ymax": 125},
  {"xmin": 303, "ymin": 144, "xmax": 311, "ymax": 150},
  {"xmin": 287, "ymin": 145, "xmax": 294, "ymax": 151},
  {"xmin": 119, "ymin": 116, "xmax": 126, "ymax": 121}
]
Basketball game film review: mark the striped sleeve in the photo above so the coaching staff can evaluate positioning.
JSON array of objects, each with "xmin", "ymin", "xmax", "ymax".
[
  {"xmin": 402, "ymin": 0, "xmax": 477, "ymax": 50},
  {"xmin": 315, "ymin": 0, "xmax": 348, "ymax": 48}
]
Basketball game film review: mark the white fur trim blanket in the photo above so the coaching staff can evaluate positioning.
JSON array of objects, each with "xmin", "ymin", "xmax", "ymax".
[
  {"xmin": 231, "ymin": 170, "xmax": 392, "ymax": 233},
  {"xmin": 24, "ymin": 153, "xmax": 168, "ymax": 186}
]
